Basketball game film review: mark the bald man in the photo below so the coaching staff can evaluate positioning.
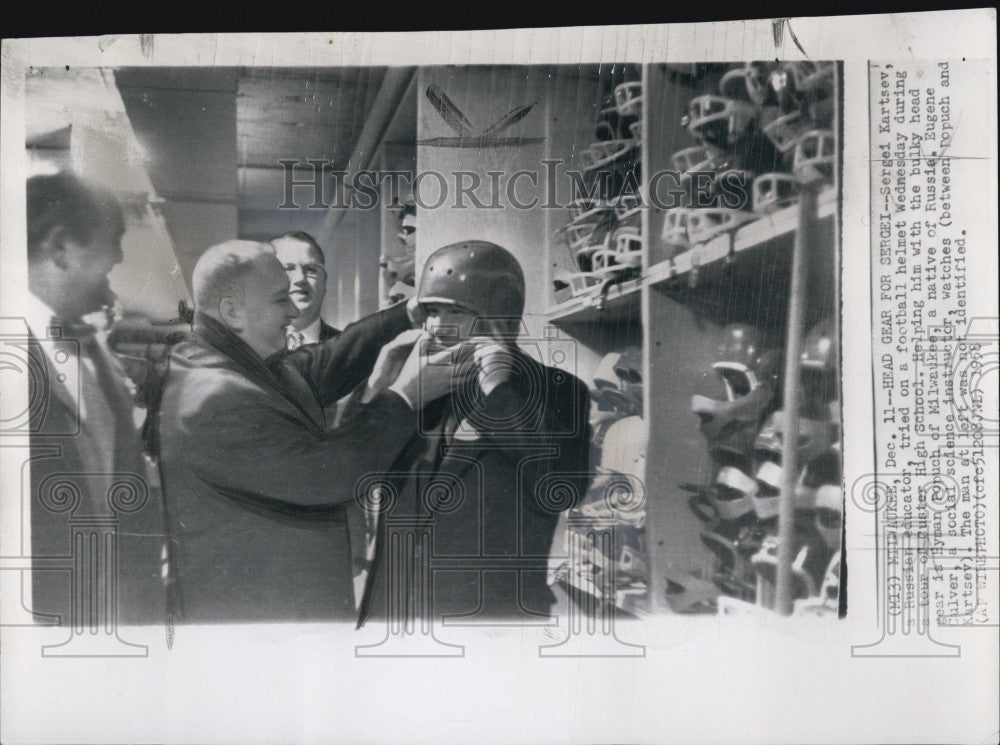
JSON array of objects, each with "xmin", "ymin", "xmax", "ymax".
[{"xmin": 157, "ymin": 241, "xmax": 453, "ymax": 622}]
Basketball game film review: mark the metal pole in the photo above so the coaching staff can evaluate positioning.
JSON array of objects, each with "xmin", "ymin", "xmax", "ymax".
[{"xmin": 775, "ymin": 182, "xmax": 819, "ymax": 615}]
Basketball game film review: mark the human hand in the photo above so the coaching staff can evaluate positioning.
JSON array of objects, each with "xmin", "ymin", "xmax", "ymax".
[
  {"xmin": 405, "ymin": 296, "xmax": 426, "ymax": 329},
  {"xmin": 388, "ymin": 331, "xmax": 463, "ymax": 409},
  {"xmin": 468, "ymin": 337, "xmax": 516, "ymax": 397},
  {"xmin": 363, "ymin": 329, "xmax": 423, "ymax": 403}
]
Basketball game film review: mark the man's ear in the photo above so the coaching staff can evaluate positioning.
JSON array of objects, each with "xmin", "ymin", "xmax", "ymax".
[
  {"xmin": 218, "ymin": 296, "xmax": 242, "ymax": 329},
  {"xmin": 37, "ymin": 226, "xmax": 71, "ymax": 270}
]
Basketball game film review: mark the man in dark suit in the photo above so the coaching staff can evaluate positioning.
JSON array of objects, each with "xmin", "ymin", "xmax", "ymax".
[
  {"xmin": 157, "ymin": 240, "xmax": 455, "ymax": 622},
  {"xmin": 25, "ymin": 172, "xmax": 167, "ymax": 626},
  {"xmin": 359, "ymin": 241, "xmax": 591, "ymax": 627},
  {"xmin": 270, "ymin": 231, "xmax": 339, "ymax": 348}
]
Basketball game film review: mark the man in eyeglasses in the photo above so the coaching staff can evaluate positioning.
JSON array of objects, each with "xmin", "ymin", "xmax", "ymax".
[{"xmin": 270, "ymin": 231, "xmax": 339, "ymax": 350}]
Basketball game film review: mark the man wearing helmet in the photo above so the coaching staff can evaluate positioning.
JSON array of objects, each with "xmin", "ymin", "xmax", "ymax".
[{"xmin": 358, "ymin": 241, "xmax": 591, "ymax": 626}]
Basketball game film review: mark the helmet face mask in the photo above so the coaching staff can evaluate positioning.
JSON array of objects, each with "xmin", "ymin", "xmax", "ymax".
[
  {"xmin": 671, "ymin": 145, "xmax": 721, "ymax": 175},
  {"xmin": 753, "ymin": 172, "xmax": 801, "ymax": 213},
  {"xmin": 720, "ymin": 63, "xmax": 774, "ymax": 107},
  {"xmin": 686, "ymin": 94, "xmax": 757, "ymax": 148},
  {"xmin": 714, "ymin": 362, "xmax": 757, "ymax": 400}
]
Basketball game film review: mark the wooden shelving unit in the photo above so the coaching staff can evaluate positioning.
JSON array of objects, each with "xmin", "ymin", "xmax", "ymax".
[
  {"xmin": 546, "ymin": 275, "xmax": 643, "ymax": 324},
  {"xmin": 385, "ymin": 61, "xmax": 841, "ymax": 618},
  {"xmin": 646, "ymin": 187, "xmax": 838, "ymax": 287}
]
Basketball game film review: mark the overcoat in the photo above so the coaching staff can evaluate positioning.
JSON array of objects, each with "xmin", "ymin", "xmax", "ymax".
[
  {"xmin": 158, "ymin": 303, "xmax": 413, "ymax": 622},
  {"xmin": 358, "ymin": 346, "xmax": 592, "ymax": 625}
]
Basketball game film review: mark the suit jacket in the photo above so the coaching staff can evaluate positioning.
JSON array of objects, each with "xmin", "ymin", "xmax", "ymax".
[
  {"xmin": 27, "ymin": 326, "xmax": 167, "ymax": 626},
  {"xmin": 319, "ymin": 320, "xmax": 340, "ymax": 341},
  {"xmin": 359, "ymin": 347, "xmax": 591, "ymax": 625},
  {"xmin": 157, "ymin": 303, "xmax": 415, "ymax": 623}
]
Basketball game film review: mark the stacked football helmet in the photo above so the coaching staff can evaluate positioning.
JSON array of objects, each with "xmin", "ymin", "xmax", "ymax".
[
  {"xmin": 568, "ymin": 347, "xmax": 649, "ymax": 596},
  {"xmin": 761, "ymin": 61, "xmax": 836, "ymax": 177},
  {"xmin": 380, "ymin": 202, "xmax": 417, "ymax": 304},
  {"xmin": 681, "ymin": 324, "xmax": 786, "ymax": 599},
  {"xmin": 553, "ymin": 79, "xmax": 645, "ymax": 304}
]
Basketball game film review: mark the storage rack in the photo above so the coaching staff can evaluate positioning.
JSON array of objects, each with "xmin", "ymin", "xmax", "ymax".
[{"xmin": 313, "ymin": 62, "xmax": 842, "ymax": 617}]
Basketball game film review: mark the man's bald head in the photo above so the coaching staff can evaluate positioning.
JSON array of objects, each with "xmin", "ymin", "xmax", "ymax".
[
  {"xmin": 192, "ymin": 240, "xmax": 299, "ymax": 358},
  {"xmin": 192, "ymin": 241, "xmax": 275, "ymax": 315}
]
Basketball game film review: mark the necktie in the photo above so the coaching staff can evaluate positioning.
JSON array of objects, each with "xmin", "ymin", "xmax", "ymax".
[
  {"xmin": 286, "ymin": 330, "xmax": 305, "ymax": 351},
  {"xmin": 51, "ymin": 317, "xmax": 119, "ymax": 487}
]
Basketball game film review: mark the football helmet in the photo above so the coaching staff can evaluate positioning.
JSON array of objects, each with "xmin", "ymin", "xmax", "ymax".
[
  {"xmin": 664, "ymin": 572, "xmax": 720, "ymax": 614},
  {"xmin": 699, "ymin": 530, "xmax": 757, "ymax": 600},
  {"xmin": 662, "ymin": 208, "xmax": 694, "ymax": 249},
  {"xmin": 591, "ymin": 247, "xmax": 623, "ymax": 276},
  {"xmin": 593, "ymin": 351, "xmax": 624, "ymax": 390},
  {"xmin": 719, "ymin": 62, "xmax": 775, "ymax": 106},
  {"xmin": 417, "ymin": 241, "xmax": 525, "ymax": 320},
  {"xmin": 671, "ymin": 145, "xmax": 721, "ymax": 176},
  {"xmin": 599, "ymin": 414, "xmax": 646, "ymax": 476},
  {"xmin": 628, "ymin": 120, "xmax": 643, "ymax": 146},
  {"xmin": 684, "ymin": 94, "xmax": 757, "ymax": 148},
  {"xmin": 567, "ymin": 197, "xmax": 615, "ymax": 222},
  {"xmin": 761, "ymin": 109, "xmax": 812, "ymax": 153},
  {"xmin": 716, "ymin": 323, "xmax": 772, "ymax": 377},
  {"xmin": 753, "ymin": 172, "xmax": 801, "ymax": 213},
  {"xmin": 612, "ymin": 227, "xmax": 643, "ymax": 269},
  {"xmin": 801, "ymin": 316, "xmax": 839, "ymax": 412},
  {"xmin": 612, "ymin": 346, "xmax": 643, "ymax": 385},
  {"xmin": 801, "ymin": 316, "xmax": 838, "ymax": 374},
  {"xmin": 612, "ymin": 192, "xmax": 643, "ymax": 223},
  {"xmin": 573, "ymin": 470, "xmax": 646, "ymax": 526},
  {"xmin": 614, "ymin": 81, "xmax": 643, "ymax": 117},
  {"xmin": 754, "ymin": 410, "xmax": 837, "ymax": 465},
  {"xmin": 794, "ymin": 550, "xmax": 841, "ymax": 616},
  {"xmin": 751, "ymin": 535, "xmax": 819, "ymax": 605},
  {"xmin": 594, "ymin": 99, "xmax": 637, "ymax": 141},
  {"xmin": 582, "ymin": 522, "xmax": 648, "ymax": 583},
  {"xmin": 813, "ymin": 480, "xmax": 843, "ymax": 550},
  {"xmin": 580, "ymin": 139, "xmax": 639, "ymax": 171},
  {"xmin": 780, "ymin": 61, "xmax": 836, "ymax": 96},
  {"xmin": 611, "ymin": 346, "xmax": 644, "ymax": 413},
  {"xmin": 710, "ymin": 464, "xmax": 758, "ymax": 522},
  {"xmin": 552, "ymin": 268, "xmax": 601, "ymax": 299},
  {"xmin": 792, "ymin": 129, "xmax": 836, "ymax": 181},
  {"xmin": 692, "ymin": 324, "xmax": 781, "ymax": 461},
  {"xmin": 691, "ymin": 386, "xmax": 777, "ymax": 462},
  {"xmin": 578, "ymin": 160, "xmax": 642, "ymax": 203},
  {"xmin": 794, "ymin": 446, "xmax": 842, "ymax": 511},
  {"xmin": 686, "ymin": 207, "xmax": 755, "ymax": 244},
  {"xmin": 752, "ymin": 411, "xmax": 837, "ymax": 518}
]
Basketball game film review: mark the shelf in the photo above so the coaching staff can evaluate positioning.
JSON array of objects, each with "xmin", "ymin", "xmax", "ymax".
[
  {"xmin": 546, "ymin": 274, "xmax": 643, "ymax": 324},
  {"xmin": 646, "ymin": 186, "xmax": 837, "ymax": 288},
  {"xmin": 557, "ymin": 570, "xmax": 650, "ymax": 617},
  {"xmin": 546, "ymin": 187, "xmax": 837, "ymax": 322}
]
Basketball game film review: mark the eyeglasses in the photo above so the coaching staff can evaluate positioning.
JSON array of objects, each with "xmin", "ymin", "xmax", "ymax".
[{"xmin": 283, "ymin": 263, "xmax": 326, "ymax": 279}]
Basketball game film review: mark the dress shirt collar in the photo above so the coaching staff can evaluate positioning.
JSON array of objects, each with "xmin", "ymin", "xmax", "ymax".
[{"xmin": 296, "ymin": 317, "xmax": 323, "ymax": 345}]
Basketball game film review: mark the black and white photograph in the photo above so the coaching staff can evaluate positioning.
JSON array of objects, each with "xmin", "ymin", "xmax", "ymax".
[{"xmin": 1, "ymin": 12, "xmax": 997, "ymax": 745}]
